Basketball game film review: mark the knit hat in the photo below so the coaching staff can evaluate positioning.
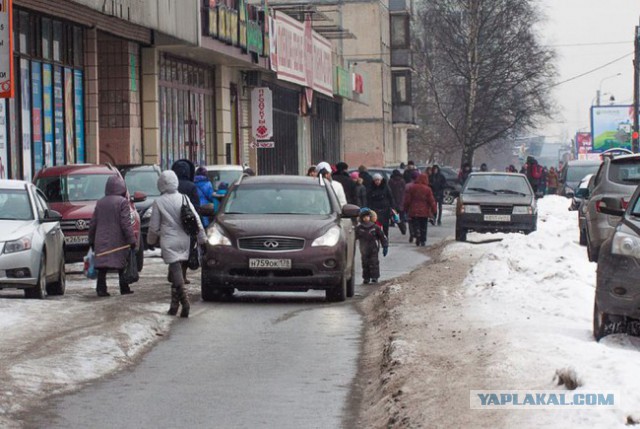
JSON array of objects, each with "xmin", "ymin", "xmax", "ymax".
[
  {"xmin": 359, "ymin": 207, "xmax": 371, "ymax": 220},
  {"xmin": 350, "ymin": 171, "xmax": 360, "ymax": 180},
  {"xmin": 196, "ymin": 166, "xmax": 208, "ymax": 176},
  {"xmin": 315, "ymin": 161, "xmax": 332, "ymax": 175},
  {"xmin": 372, "ymin": 173, "xmax": 383, "ymax": 181}
]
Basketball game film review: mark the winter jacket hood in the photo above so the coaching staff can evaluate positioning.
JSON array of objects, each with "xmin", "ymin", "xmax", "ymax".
[
  {"xmin": 171, "ymin": 159, "xmax": 195, "ymax": 181},
  {"xmin": 105, "ymin": 175, "xmax": 127, "ymax": 197},
  {"xmin": 416, "ymin": 174, "xmax": 429, "ymax": 186},
  {"xmin": 158, "ymin": 170, "xmax": 179, "ymax": 194}
]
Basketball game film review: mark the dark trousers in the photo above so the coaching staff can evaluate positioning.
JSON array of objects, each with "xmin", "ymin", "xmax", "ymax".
[
  {"xmin": 435, "ymin": 199, "xmax": 443, "ymax": 223},
  {"xmin": 96, "ymin": 268, "xmax": 130, "ymax": 294},
  {"xmin": 361, "ymin": 249, "xmax": 380, "ymax": 280},
  {"xmin": 411, "ymin": 217, "xmax": 429, "ymax": 245}
]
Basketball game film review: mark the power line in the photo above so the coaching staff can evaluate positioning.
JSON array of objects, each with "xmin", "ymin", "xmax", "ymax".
[{"xmin": 548, "ymin": 52, "xmax": 633, "ymax": 89}]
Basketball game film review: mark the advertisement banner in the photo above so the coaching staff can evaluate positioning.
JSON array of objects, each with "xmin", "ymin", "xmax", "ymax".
[
  {"xmin": 313, "ymin": 32, "xmax": 333, "ymax": 97},
  {"xmin": 0, "ymin": 99, "xmax": 7, "ymax": 178},
  {"xmin": 31, "ymin": 61, "xmax": 43, "ymax": 173},
  {"xmin": 74, "ymin": 70, "xmax": 84, "ymax": 163},
  {"xmin": 275, "ymin": 11, "xmax": 306, "ymax": 86},
  {"xmin": 575, "ymin": 132, "xmax": 592, "ymax": 159},
  {"xmin": 0, "ymin": 0, "xmax": 14, "ymax": 98},
  {"xmin": 64, "ymin": 68, "xmax": 75, "ymax": 163},
  {"xmin": 269, "ymin": 15, "xmax": 277, "ymax": 72},
  {"xmin": 20, "ymin": 59, "xmax": 31, "ymax": 181},
  {"xmin": 54, "ymin": 66, "xmax": 64, "ymax": 166},
  {"xmin": 590, "ymin": 105, "xmax": 634, "ymax": 152},
  {"xmin": 42, "ymin": 64, "xmax": 53, "ymax": 167},
  {"xmin": 251, "ymin": 87, "xmax": 273, "ymax": 140}
]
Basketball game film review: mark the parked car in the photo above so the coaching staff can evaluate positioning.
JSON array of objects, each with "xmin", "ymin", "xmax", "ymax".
[
  {"xmin": 584, "ymin": 154, "xmax": 640, "ymax": 262},
  {"xmin": 455, "ymin": 172, "xmax": 537, "ymax": 242},
  {"xmin": 558, "ymin": 159, "xmax": 601, "ymax": 197},
  {"xmin": 118, "ymin": 164, "xmax": 162, "ymax": 252},
  {"xmin": 569, "ymin": 174, "xmax": 594, "ymax": 211},
  {"xmin": 201, "ymin": 175, "xmax": 360, "ymax": 302},
  {"xmin": 204, "ymin": 164, "xmax": 245, "ymax": 195},
  {"xmin": 440, "ymin": 166, "xmax": 463, "ymax": 204},
  {"xmin": 576, "ymin": 174, "xmax": 595, "ymax": 246},
  {"xmin": 0, "ymin": 180, "xmax": 66, "ymax": 299},
  {"xmin": 593, "ymin": 185, "xmax": 640, "ymax": 341},
  {"xmin": 33, "ymin": 164, "xmax": 146, "ymax": 264}
]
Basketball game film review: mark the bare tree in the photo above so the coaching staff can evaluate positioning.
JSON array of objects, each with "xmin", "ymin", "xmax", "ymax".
[{"xmin": 414, "ymin": 0, "xmax": 556, "ymax": 169}]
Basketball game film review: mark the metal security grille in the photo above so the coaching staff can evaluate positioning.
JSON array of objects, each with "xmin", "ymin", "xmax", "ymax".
[
  {"xmin": 480, "ymin": 205, "xmax": 513, "ymax": 215},
  {"xmin": 238, "ymin": 237, "xmax": 305, "ymax": 252},
  {"xmin": 258, "ymin": 84, "xmax": 299, "ymax": 175},
  {"xmin": 311, "ymin": 98, "xmax": 341, "ymax": 164}
]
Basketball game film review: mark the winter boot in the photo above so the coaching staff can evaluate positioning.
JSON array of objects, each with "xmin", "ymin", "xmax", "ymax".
[
  {"xmin": 178, "ymin": 287, "xmax": 190, "ymax": 318},
  {"xmin": 120, "ymin": 284, "xmax": 134, "ymax": 295},
  {"xmin": 97, "ymin": 289, "xmax": 111, "ymax": 297},
  {"xmin": 168, "ymin": 287, "xmax": 180, "ymax": 316}
]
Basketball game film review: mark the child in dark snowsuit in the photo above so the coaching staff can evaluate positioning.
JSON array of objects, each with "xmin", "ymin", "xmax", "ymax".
[{"xmin": 356, "ymin": 208, "xmax": 388, "ymax": 284}]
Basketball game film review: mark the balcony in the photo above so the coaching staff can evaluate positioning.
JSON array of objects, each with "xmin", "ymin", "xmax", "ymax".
[
  {"xmin": 389, "ymin": 0, "xmax": 412, "ymax": 14},
  {"xmin": 393, "ymin": 104, "xmax": 415, "ymax": 125},
  {"xmin": 391, "ymin": 48, "xmax": 413, "ymax": 69}
]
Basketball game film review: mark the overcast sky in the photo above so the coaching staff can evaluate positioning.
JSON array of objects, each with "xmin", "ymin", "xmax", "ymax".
[{"xmin": 537, "ymin": 0, "xmax": 640, "ymax": 143}]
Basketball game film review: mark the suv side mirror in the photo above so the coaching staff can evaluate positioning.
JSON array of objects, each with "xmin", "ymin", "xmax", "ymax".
[
  {"xmin": 341, "ymin": 204, "xmax": 361, "ymax": 218},
  {"xmin": 43, "ymin": 209, "xmax": 62, "ymax": 222},
  {"xmin": 131, "ymin": 191, "xmax": 147, "ymax": 203},
  {"xmin": 599, "ymin": 197, "xmax": 625, "ymax": 217}
]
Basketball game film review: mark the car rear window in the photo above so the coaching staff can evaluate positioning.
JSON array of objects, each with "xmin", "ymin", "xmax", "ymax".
[
  {"xmin": 223, "ymin": 184, "xmax": 332, "ymax": 215},
  {"xmin": 566, "ymin": 164, "xmax": 600, "ymax": 182},
  {"xmin": 36, "ymin": 174, "xmax": 113, "ymax": 202},
  {"xmin": 608, "ymin": 159, "xmax": 640, "ymax": 185},
  {"xmin": 464, "ymin": 175, "xmax": 532, "ymax": 196},
  {"xmin": 124, "ymin": 171, "xmax": 161, "ymax": 196},
  {"xmin": 0, "ymin": 189, "xmax": 33, "ymax": 220}
]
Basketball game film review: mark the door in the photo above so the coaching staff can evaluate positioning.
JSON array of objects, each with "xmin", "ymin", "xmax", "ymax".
[{"xmin": 34, "ymin": 188, "xmax": 62, "ymax": 277}]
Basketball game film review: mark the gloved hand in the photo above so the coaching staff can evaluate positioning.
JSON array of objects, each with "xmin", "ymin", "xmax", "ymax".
[{"xmin": 383, "ymin": 246, "xmax": 388, "ymax": 257}]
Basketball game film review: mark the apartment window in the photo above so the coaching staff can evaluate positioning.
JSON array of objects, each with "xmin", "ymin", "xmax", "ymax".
[
  {"xmin": 393, "ymin": 71, "xmax": 411, "ymax": 104},
  {"xmin": 390, "ymin": 15, "xmax": 409, "ymax": 49},
  {"xmin": 42, "ymin": 18, "xmax": 52, "ymax": 60}
]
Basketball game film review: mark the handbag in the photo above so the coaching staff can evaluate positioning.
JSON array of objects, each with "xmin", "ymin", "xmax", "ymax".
[
  {"xmin": 123, "ymin": 248, "xmax": 140, "ymax": 284},
  {"xmin": 181, "ymin": 195, "xmax": 200, "ymax": 236},
  {"xmin": 187, "ymin": 238, "xmax": 200, "ymax": 270}
]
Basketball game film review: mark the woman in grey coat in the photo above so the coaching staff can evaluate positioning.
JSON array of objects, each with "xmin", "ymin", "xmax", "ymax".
[
  {"xmin": 147, "ymin": 170, "xmax": 206, "ymax": 318},
  {"xmin": 88, "ymin": 175, "xmax": 137, "ymax": 297}
]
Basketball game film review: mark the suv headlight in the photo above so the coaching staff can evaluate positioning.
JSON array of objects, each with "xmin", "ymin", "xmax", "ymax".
[
  {"xmin": 4, "ymin": 235, "xmax": 33, "ymax": 254},
  {"xmin": 312, "ymin": 226, "xmax": 341, "ymax": 247},
  {"xmin": 513, "ymin": 206, "xmax": 533, "ymax": 215},
  {"xmin": 462, "ymin": 204, "xmax": 481, "ymax": 214},
  {"xmin": 142, "ymin": 207, "xmax": 153, "ymax": 219},
  {"xmin": 207, "ymin": 224, "xmax": 232, "ymax": 246},
  {"xmin": 611, "ymin": 231, "xmax": 640, "ymax": 258}
]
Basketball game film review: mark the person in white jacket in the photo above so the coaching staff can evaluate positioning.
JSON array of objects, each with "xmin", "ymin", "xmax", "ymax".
[
  {"xmin": 315, "ymin": 161, "xmax": 347, "ymax": 207},
  {"xmin": 147, "ymin": 170, "xmax": 206, "ymax": 318}
]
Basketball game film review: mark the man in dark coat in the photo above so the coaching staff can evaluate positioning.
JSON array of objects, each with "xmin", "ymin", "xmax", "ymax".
[
  {"xmin": 403, "ymin": 160, "xmax": 417, "ymax": 183},
  {"xmin": 171, "ymin": 159, "xmax": 200, "ymax": 210},
  {"xmin": 429, "ymin": 165, "xmax": 447, "ymax": 226},
  {"xmin": 88, "ymin": 175, "xmax": 137, "ymax": 297},
  {"xmin": 332, "ymin": 161, "xmax": 357, "ymax": 205},
  {"xmin": 358, "ymin": 165, "xmax": 374, "ymax": 192},
  {"xmin": 388, "ymin": 169, "xmax": 407, "ymax": 234},
  {"xmin": 368, "ymin": 173, "xmax": 396, "ymax": 238},
  {"xmin": 356, "ymin": 208, "xmax": 388, "ymax": 284}
]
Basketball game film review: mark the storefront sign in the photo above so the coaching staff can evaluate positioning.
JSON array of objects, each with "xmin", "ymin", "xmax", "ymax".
[
  {"xmin": 269, "ymin": 15, "xmax": 277, "ymax": 71},
  {"xmin": 335, "ymin": 67, "xmax": 351, "ymax": 98},
  {"xmin": 256, "ymin": 141, "xmax": 274, "ymax": 148},
  {"xmin": 312, "ymin": 33, "xmax": 333, "ymax": 97},
  {"xmin": 276, "ymin": 11, "xmax": 306, "ymax": 86},
  {"xmin": 0, "ymin": 99, "xmax": 7, "ymax": 178},
  {"xmin": 304, "ymin": 16, "xmax": 314, "ymax": 94},
  {"xmin": 53, "ymin": 67, "xmax": 64, "ymax": 166},
  {"xmin": 64, "ymin": 68, "xmax": 75, "ymax": 164},
  {"xmin": 74, "ymin": 70, "xmax": 84, "ymax": 163},
  {"xmin": 251, "ymin": 87, "xmax": 273, "ymax": 140},
  {"xmin": 42, "ymin": 64, "xmax": 54, "ymax": 167},
  {"xmin": 31, "ymin": 61, "xmax": 43, "ymax": 172},
  {"xmin": 20, "ymin": 59, "xmax": 31, "ymax": 181},
  {"xmin": 0, "ymin": 0, "xmax": 14, "ymax": 99},
  {"xmin": 247, "ymin": 20, "xmax": 263, "ymax": 55}
]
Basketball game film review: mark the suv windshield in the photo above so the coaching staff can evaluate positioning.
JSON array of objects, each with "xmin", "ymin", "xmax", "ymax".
[
  {"xmin": 464, "ymin": 175, "xmax": 531, "ymax": 196},
  {"xmin": 223, "ymin": 185, "xmax": 332, "ymax": 215},
  {"xmin": 609, "ymin": 159, "xmax": 640, "ymax": 185},
  {"xmin": 124, "ymin": 171, "xmax": 161, "ymax": 197},
  {"xmin": 0, "ymin": 189, "xmax": 33, "ymax": 220},
  {"xmin": 567, "ymin": 165, "xmax": 600, "ymax": 182},
  {"xmin": 36, "ymin": 174, "xmax": 113, "ymax": 202}
]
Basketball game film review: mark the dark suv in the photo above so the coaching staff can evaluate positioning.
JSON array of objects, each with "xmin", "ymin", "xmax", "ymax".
[{"xmin": 201, "ymin": 176, "xmax": 360, "ymax": 302}]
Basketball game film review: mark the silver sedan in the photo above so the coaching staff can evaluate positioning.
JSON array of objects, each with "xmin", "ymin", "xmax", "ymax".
[{"xmin": 0, "ymin": 180, "xmax": 66, "ymax": 299}]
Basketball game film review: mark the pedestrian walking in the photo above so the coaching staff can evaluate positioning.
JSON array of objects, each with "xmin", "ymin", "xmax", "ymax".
[
  {"xmin": 403, "ymin": 174, "xmax": 437, "ymax": 247},
  {"xmin": 358, "ymin": 165, "xmax": 374, "ymax": 192},
  {"xmin": 388, "ymin": 169, "xmax": 407, "ymax": 234},
  {"xmin": 429, "ymin": 165, "xmax": 447, "ymax": 226},
  {"xmin": 333, "ymin": 161, "xmax": 357, "ymax": 205},
  {"xmin": 459, "ymin": 163, "xmax": 472, "ymax": 185},
  {"xmin": 316, "ymin": 161, "xmax": 348, "ymax": 207},
  {"xmin": 88, "ymin": 175, "xmax": 138, "ymax": 297},
  {"xmin": 171, "ymin": 159, "xmax": 200, "ymax": 284},
  {"xmin": 403, "ymin": 160, "xmax": 417, "ymax": 183},
  {"xmin": 356, "ymin": 208, "xmax": 388, "ymax": 284},
  {"xmin": 194, "ymin": 166, "xmax": 215, "ymax": 227},
  {"xmin": 147, "ymin": 170, "xmax": 206, "ymax": 318},
  {"xmin": 368, "ymin": 173, "xmax": 396, "ymax": 238},
  {"xmin": 547, "ymin": 167, "xmax": 559, "ymax": 195},
  {"xmin": 350, "ymin": 171, "xmax": 367, "ymax": 207},
  {"xmin": 404, "ymin": 169, "xmax": 421, "ymax": 243},
  {"xmin": 307, "ymin": 165, "xmax": 318, "ymax": 177},
  {"xmin": 525, "ymin": 156, "xmax": 543, "ymax": 195},
  {"xmin": 480, "ymin": 163, "xmax": 489, "ymax": 172}
]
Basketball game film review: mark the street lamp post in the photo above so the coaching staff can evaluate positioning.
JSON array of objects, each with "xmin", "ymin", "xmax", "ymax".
[{"xmin": 597, "ymin": 73, "xmax": 622, "ymax": 106}]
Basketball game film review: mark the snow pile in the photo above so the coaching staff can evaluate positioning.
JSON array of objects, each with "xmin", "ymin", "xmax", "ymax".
[{"xmin": 448, "ymin": 195, "xmax": 640, "ymax": 427}]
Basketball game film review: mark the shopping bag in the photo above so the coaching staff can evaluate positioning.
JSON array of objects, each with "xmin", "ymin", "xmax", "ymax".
[
  {"xmin": 123, "ymin": 249, "xmax": 140, "ymax": 284},
  {"xmin": 83, "ymin": 249, "xmax": 97, "ymax": 279}
]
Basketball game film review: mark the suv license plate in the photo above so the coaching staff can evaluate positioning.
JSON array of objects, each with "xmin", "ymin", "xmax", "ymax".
[
  {"xmin": 64, "ymin": 235, "xmax": 89, "ymax": 245},
  {"xmin": 249, "ymin": 259, "xmax": 292, "ymax": 270},
  {"xmin": 484, "ymin": 214, "xmax": 511, "ymax": 222}
]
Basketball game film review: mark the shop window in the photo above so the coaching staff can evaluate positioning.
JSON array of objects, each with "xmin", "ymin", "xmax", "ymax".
[
  {"xmin": 42, "ymin": 18, "xmax": 52, "ymax": 61},
  {"xmin": 390, "ymin": 15, "xmax": 409, "ymax": 49}
]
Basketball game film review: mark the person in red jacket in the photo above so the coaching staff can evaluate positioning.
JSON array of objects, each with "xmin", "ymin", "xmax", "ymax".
[{"xmin": 403, "ymin": 174, "xmax": 437, "ymax": 247}]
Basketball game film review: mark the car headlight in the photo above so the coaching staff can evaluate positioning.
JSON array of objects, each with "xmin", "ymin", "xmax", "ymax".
[
  {"xmin": 4, "ymin": 235, "xmax": 33, "ymax": 254},
  {"xmin": 142, "ymin": 207, "xmax": 153, "ymax": 219},
  {"xmin": 611, "ymin": 231, "xmax": 640, "ymax": 258},
  {"xmin": 312, "ymin": 226, "xmax": 341, "ymax": 247},
  {"xmin": 513, "ymin": 206, "xmax": 533, "ymax": 215},
  {"xmin": 462, "ymin": 204, "xmax": 481, "ymax": 214},
  {"xmin": 207, "ymin": 224, "xmax": 232, "ymax": 246}
]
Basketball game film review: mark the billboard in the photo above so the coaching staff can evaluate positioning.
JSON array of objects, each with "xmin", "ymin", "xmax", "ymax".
[
  {"xmin": 590, "ymin": 105, "xmax": 635, "ymax": 152},
  {"xmin": 575, "ymin": 132, "xmax": 592, "ymax": 159}
]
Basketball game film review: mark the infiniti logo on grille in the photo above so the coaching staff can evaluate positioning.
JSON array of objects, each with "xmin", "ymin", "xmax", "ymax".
[{"xmin": 263, "ymin": 240, "xmax": 279, "ymax": 248}]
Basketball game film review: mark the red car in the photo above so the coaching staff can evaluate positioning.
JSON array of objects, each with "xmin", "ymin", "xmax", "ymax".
[{"xmin": 33, "ymin": 164, "xmax": 146, "ymax": 267}]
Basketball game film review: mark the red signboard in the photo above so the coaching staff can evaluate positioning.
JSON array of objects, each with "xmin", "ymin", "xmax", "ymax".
[
  {"xmin": 251, "ymin": 87, "xmax": 273, "ymax": 140},
  {"xmin": 0, "ymin": 0, "xmax": 14, "ymax": 99},
  {"xmin": 575, "ymin": 132, "xmax": 593, "ymax": 159}
]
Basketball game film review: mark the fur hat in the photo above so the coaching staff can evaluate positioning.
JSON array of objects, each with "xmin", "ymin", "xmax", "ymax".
[{"xmin": 372, "ymin": 173, "xmax": 383, "ymax": 181}]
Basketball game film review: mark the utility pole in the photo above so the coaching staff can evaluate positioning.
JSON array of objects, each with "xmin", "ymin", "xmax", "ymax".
[{"xmin": 634, "ymin": 23, "xmax": 640, "ymax": 153}]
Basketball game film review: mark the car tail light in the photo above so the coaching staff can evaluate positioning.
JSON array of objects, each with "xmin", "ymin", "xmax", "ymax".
[
  {"xmin": 622, "ymin": 198, "xmax": 629, "ymax": 210},
  {"xmin": 597, "ymin": 198, "xmax": 629, "ymax": 213},
  {"xmin": 595, "ymin": 200, "xmax": 604, "ymax": 213}
]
